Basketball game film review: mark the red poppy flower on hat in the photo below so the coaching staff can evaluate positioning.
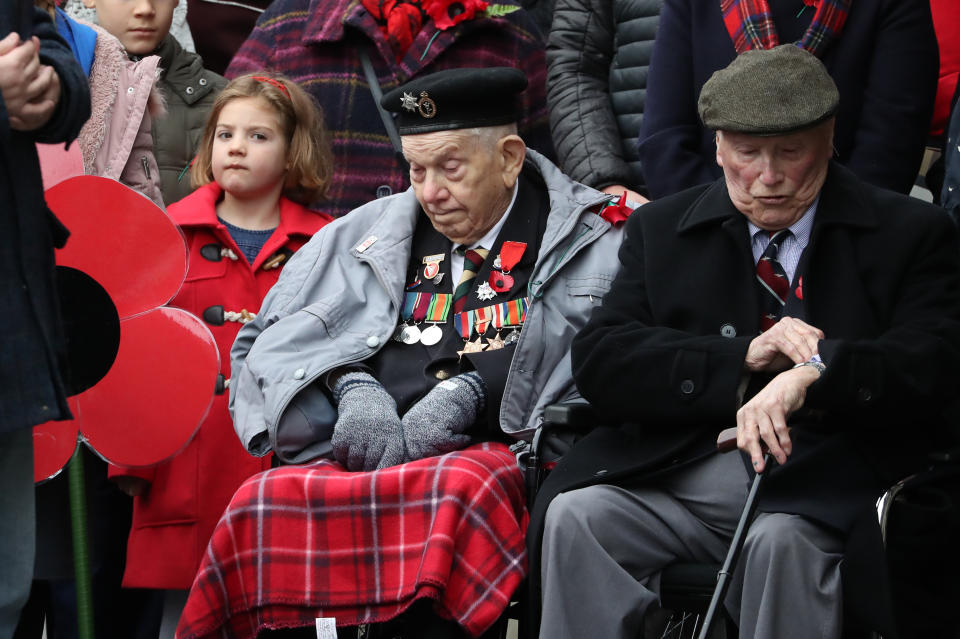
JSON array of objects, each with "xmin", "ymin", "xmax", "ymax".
[
  {"xmin": 32, "ymin": 176, "xmax": 219, "ymax": 482},
  {"xmin": 386, "ymin": 2, "xmax": 425, "ymax": 56},
  {"xmin": 422, "ymin": 0, "xmax": 488, "ymax": 30}
]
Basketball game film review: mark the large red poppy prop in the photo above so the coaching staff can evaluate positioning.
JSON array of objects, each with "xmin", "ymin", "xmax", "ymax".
[{"xmin": 33, "ymin": 176, "xmax": 219, "ymax": 482}]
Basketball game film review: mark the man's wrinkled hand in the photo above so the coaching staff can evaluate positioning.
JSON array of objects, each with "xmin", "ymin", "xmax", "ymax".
[
  {"xmin": 744, "ymin": 316, "xmax": 824, "ymax": 373},
  {"xmin": 736, "ymin": 365, "xmax": 820, "ymax": 472}
]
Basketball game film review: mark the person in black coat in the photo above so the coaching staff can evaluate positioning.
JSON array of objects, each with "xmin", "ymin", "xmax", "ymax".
[
  {"xmin": 637, "ymin": 0, "xmax": 938, "ymax": 200},
  {"xmin": 531, "ymin": 45, "xmax": 960, "ymax": 639},
  {"xmin": 0, "ymin": 5, "xmax": 89, "ymax": 637}
]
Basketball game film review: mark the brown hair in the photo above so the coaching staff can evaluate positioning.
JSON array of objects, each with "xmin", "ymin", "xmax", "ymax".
[{"xmin": 191, "ymin": 73, "xmax": 334, "ymax": 205}]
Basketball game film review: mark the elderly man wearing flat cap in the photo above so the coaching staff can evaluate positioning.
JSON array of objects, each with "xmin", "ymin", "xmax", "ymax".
[
  {"xmin": 174, "ymin": 67, "xmax": 627, "ymax": 639},
  {"xmin": 529, "ymin": 45, "xmax": 960, "ymax": 639}
]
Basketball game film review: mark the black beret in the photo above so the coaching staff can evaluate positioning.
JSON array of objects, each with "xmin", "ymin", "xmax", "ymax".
[
  {"xmin": 381, "ymin": 67, "xmax": 527, "ymax": 135},
  {"xmin": 697, "ymin": 44, "xmax": 839, "ymax": 136}
]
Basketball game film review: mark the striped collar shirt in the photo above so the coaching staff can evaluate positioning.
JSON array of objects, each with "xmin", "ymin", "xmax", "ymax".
[{"xmin": 747, "ymin": 196, "xmax": 819, "ymax": 285}]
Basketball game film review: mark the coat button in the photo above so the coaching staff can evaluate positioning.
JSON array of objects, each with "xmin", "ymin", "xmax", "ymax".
[
  {"xmin": 199, "ymin": 77, "xmax": 208, "ymax": 86},
  {"xmin": 293, "ymin": 368, "xmax": 305, "ymax": 380},
  {"xmin": 857, "ymin": 387, "xmax": 873, "ymax": 403},
  {"xmin": 185, "ymin": 86, "xmax": 195, "ymax": 95},
  {"xmin": 200, "ymin": 243, "xmax": 223, "ymax": 262},
  {"xmin": 376, "ymin": 185, "xmax": 393, "ymax": 198},
  {"xmin": 202, "ymin": 305, "xmax": 225, "ymax": 326},
  {"xmin": 127, "ymin": 86, "xmax": 135, "ymax": 94},
  {"xmin": 366, "ymin": 335, "xmax": 381, "ymax": 348},
  {"xmin": 680, "ymin": 379, "xmax": 695, "ymax": 394},
  {"xmin": 720, "ymin": 323, "xmax": 736, "ymax": 338}
]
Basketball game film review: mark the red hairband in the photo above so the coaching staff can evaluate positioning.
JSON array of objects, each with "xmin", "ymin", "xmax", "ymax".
[{"xmin": 251, "ymin": 76, "xmax": 291, "ymax": 99}]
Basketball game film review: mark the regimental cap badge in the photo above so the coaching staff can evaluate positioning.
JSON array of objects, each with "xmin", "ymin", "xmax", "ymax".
[
  {"xmin": 399, "ymin": 91, "xmax": 437, "ymax": 119},
  {"xmin": 400, "ymin": 92, "xmax": 419, "ymax": 112}
]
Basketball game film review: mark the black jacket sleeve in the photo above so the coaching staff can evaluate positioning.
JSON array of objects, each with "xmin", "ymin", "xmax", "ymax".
[{"xmin": 30, "ymin": 7, "xmax": 90, "ymax": 145}]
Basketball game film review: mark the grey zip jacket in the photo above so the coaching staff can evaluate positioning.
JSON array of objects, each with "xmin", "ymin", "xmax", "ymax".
[{"xmin": 229, "ymin": 151, "xmax": 626, "ymax": 455}]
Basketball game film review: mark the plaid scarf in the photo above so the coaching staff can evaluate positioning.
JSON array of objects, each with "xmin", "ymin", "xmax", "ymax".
[{"xmin": 721, "ymin": 0, "xmax": 851, "ymax": 57}]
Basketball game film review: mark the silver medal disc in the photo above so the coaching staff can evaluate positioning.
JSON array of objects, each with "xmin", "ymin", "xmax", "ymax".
[
  {"xmin": 392, "ymin": 325, "xmax": 407, "ymax": 342},
  {"xmin": 400, "ymin": 324, "xmax": 422, "ymax": 344},
  {"xmin": 420, "ymin": 324, "xmax": 443, "ymax": 346},
  {"xmin": 503, "ymin": 329, "xmax": 521, "ymax": 345}
]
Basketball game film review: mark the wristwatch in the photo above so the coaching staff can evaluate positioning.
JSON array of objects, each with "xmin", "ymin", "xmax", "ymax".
[{"xmin": 792, "ymin": 355, "xmax": 826, "ymax": 376}]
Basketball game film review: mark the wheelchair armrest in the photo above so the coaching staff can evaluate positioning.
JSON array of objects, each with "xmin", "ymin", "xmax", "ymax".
[
  {"xmin": 524, "ymin": 402, "xmax": 598, "ymax": 511},
  {"xmin": 534, "ymin": 402, "xmax": 597, "ymax": 459},
  {"xmin": 542, "ymin": 402, "xmax": 598, "ymax": 430}
]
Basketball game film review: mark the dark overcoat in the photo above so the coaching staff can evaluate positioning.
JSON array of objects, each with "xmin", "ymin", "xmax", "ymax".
[
  {"xmin": 528, "ymin": 162, "xmax": 960, "ymax": 634},
  {"xmin": 637, "ymin": 0, "xmax": 938, "ymax": 198},
  {"xmin": 0, "ymin": 7, "xmax": 90, "ymax": 433}
]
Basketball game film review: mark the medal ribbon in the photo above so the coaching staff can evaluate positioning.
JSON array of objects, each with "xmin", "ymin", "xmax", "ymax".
[
  {"xmin": 401, "ymin": 292, "xmax": 420, "ymax": 320},
  {"xmin": 497, "ymin": 241, "xmax": 526, "ymax": 272},
  {"xmin": 474, "ymin": 306, "xmax": 493, "ymax": 335},
  {"xmin": 454, "ymin": 297, "xmax": 530, "ymax": 338},
  {"xmin": 502, "ymin": 297, "xmax": 527, "ymax": 327},
  {"xmin": 454, "ymin": 310, "xmax": 474, "ymax": 339},
  {"xmin": 412, "ymin": 292, "xmax": 432, "ymax": 322},
  {"xmin": 425, "ymin": 293, "xmax": 452, "ymax": 323},
  {"xmin": 402, "ymin": 292, "xmax": 454, "ymax": 323}
]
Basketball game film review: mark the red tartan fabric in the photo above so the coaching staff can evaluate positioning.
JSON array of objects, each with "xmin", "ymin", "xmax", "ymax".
[
  {"xmin": 176, "ymin": 443, "xmax": 527, "ymax": 639},
  {"xmin": 720, "ymin": 0, "xmax": 851, "ymax": 57}
]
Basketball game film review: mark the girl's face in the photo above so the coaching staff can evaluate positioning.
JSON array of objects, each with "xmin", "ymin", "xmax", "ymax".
[
  {"xmin": 82, "ymin": 0, "xmax": 178, "ymax": 56},
  {"xmin": 211, "ymin": 97, "xmax": 289, "ymax": 202}
]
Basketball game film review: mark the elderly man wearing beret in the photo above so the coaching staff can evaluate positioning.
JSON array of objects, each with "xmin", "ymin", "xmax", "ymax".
[
  {"xmin": 530, "ymin": 45, "xmax": 960, "ymax": 639},
  {"xmin": 174, "ymin": 67, "xmax": 627, "ymax": 639}
]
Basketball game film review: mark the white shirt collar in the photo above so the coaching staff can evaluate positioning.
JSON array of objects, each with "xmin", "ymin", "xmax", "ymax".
[{"xmin": 746, "ymin": 195, "xmax": 819, "ymax": 249}]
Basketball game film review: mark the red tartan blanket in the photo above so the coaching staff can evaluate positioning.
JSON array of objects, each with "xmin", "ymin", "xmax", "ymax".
[{"xmin": 176, "ymin": 443, "xmax": 528, "ymax": 638}]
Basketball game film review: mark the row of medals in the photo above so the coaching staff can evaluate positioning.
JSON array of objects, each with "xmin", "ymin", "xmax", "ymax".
[
  {"xmin": 391, "ymin": 251, "xmax": 519, "ymax": 348},
  {"xmin": 392, "ymin": 321, "xmax": 521, "ymax": 349}
]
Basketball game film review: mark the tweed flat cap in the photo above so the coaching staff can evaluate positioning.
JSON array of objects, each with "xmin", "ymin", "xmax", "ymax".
[
  {"xmin": 698, "ymin": 44, "xmax": 839, "ymax": 135},
  {"xmin": 382, "ymin": 67, "xmax": 527, "ymax": 135}
]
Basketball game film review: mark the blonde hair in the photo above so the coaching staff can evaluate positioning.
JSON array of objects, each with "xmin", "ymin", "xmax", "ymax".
[
  {"xmin": 34, "ymin": 0, "xmax": 57, "ymax": 20},
  {"xmin": 191, "ymin": 73, "xmax": 334, "ymax": 205}
]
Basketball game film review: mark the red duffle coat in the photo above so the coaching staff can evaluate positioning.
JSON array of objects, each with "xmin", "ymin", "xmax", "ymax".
[{"xmin": 112, "ymin": 182, "xmax": 332, "ymax": 589}]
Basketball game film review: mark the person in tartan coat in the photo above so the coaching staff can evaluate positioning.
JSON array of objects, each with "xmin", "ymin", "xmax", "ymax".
[{"xmin": 225, "ymin": 0, "xmax": 553, "ymax": 219}]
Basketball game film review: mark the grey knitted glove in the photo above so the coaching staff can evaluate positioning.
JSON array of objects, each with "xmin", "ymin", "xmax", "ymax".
[
  {"xmin": 331, "ymin": 371, "xmax": 407, "ymax": 471},
  {"xmin": 401, "ymin": 371, "xmax": 486, "ymax": 461}
]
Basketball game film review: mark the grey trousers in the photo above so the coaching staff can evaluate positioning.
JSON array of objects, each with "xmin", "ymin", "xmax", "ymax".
[
  {"xmin": 539, "ymin": 452, "xmax": 844, "ymax": 639},
  {"xmin": 0, "ymin": 427, "xmax": 36, "ymax": 639}
]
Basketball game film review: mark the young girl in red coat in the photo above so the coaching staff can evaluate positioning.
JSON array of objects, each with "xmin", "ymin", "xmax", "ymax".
[{"xmin": 110, "ymin": 73, "xmax": 334, "ymax": 629}]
